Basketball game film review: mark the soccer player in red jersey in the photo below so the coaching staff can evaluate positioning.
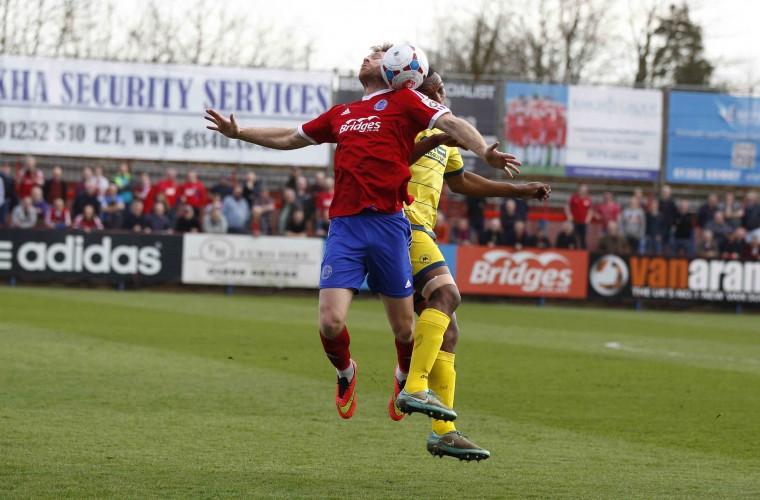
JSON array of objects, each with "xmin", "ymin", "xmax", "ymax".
[{"xmin": 205, "ymin": 43, "xmax": 521, "ymax": 421}]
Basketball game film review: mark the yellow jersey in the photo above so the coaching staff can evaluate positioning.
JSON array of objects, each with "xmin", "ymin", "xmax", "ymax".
[{"xmin": 404, "ymin": 128, "xmax": 464, "ymax": 237}]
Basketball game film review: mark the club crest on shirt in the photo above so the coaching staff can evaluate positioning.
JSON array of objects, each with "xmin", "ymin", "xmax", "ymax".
[
  {"xmin": 321, "ymin": 265, "xmax": 333, "ymax": 279},
  {"xmin": 374, "ymin": 99, "xmax": 388, "ymax": 111}
]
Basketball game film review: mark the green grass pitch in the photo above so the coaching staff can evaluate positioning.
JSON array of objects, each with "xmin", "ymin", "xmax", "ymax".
[{"xmin": 1, "ymin": 286, "xmax": 759, "ymax": 498}]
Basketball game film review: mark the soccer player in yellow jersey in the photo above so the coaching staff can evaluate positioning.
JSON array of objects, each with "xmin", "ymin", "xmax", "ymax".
[{"xmin": 393, "ymin": 69, "xmax": 551, "ymax": 461}]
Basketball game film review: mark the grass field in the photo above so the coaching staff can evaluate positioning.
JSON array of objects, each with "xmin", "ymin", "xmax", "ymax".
[{"xmin": 1, "ymin": 286, "xmax": 759, "ymax": 498}]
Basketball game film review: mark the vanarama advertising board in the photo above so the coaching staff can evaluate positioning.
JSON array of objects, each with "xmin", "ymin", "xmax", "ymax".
[
  {"xmin": 589, "ymin": 253, "xmax": 760, "ymax": 304},
  {"xmin": 456, "ymin": 246, "xmax": 588, "ymax": 298}
]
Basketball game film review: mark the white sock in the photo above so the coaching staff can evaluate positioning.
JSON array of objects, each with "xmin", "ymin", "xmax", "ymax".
[
  {"xmin": 395, "ymin": 365, "xmax": 408, "ymax": 382},
  {"xmin": 337, "ymin": 363, "xmax": 355, "ymax": 381}
]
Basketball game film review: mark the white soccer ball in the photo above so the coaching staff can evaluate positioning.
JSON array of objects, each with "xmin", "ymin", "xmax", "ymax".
[{"xmin": 381, "ymin": 44, "xmax": 430, "ymax": 90}]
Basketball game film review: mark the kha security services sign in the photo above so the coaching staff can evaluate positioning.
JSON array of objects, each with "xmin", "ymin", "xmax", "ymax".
[{"xmin": 0, "ymin": 55, "xmax": 332, "ymax": 166}]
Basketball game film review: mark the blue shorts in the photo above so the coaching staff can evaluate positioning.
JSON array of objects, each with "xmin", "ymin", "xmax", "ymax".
[{"xmin": 320, "ymin": 210, "xmax": 413, "ymax": 298}]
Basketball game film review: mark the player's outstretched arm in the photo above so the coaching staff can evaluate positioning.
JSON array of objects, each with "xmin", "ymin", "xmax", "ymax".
[
  {"xmin": 447, "ymin": 172, "xmax": 551, "ymax": 201},
  {"xmin": 409, "ymin": 133, "xmax": 462, "ymax": 164},
  {"xmin": 434, "ymin": 113, "xmax": 521, "ymax": 177},
  {"xmin": 204, "ymin": 109, "xmax": 311, "ymax": 150}
]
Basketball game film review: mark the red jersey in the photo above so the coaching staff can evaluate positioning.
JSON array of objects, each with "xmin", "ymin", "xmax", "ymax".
[
  {"xmin": 299, "ymin": 88, "xmax": 449, "ymax": 217},
  {"xmin": 179, "ymin": 181, "xmax": 208, "ymax": 208},
  {"xmin": 568, "ymin": 194, "xmax": 593, "ymax": 223},
  {"xmin": 17, "ymin": 170, "xmax": 44, "ymax": 198},
  {"xmin": 315, "ymin": 190, "xmax": 335, "ymax": 221}
]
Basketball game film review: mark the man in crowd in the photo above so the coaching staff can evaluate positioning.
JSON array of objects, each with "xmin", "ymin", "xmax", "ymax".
[
  {"xmin": 16, "ymin": 155, "xmax": 44, "ymax": 199},
  {"xmin": 222, "ymin": 185, "xmax": 250, "ymax": 234},
  {"xmin": 595, "ymin": 191, "xmax": 621, "ymax": 232},
  {"xmin": 179, "ymin": 170, "xmax": 208, "ymax": 215},
  {"xmin": 565, "ymin": 183, "xmax": 593, "ymax": 249},
  {"xmin": 598, "ymin": 221, "xmax": 630, "ymax": 254},
  {"xmin": 621, "ymin": 196, "xmax": 646, "ymax": 254},
  {"xmin": 11, "ymin": 196, "xmax": 37, "ymax": 228},
  {"xmin": 658, "ymin": 185, "xmax": 678, "ymax": 254},
  {"xmin": 43, "ymin": 166, "xmax": 68, "ymax": 205},
  {"xmin": 122, "ymin": 199, "xmax": 150, "ymax": 232}
]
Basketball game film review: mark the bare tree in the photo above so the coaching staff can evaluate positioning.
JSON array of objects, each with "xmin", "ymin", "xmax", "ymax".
[
  {"xmin": 427, "ymin": 0, "xmax": 613, "ymax": 83},
  {"xmin": 0, "ymin": 0, "xmax": 313, "ymax": 70}
]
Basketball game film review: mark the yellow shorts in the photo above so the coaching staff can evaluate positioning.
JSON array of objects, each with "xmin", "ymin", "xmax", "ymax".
[{"xmin": 409, "ymin": 230, "xmax": 448, "ymax": 284}]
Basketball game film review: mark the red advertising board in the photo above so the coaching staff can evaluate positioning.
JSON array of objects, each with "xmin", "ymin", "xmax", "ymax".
[{"xmin": 456, "ymin": 246, "xmax": 589, "ymax": 298}]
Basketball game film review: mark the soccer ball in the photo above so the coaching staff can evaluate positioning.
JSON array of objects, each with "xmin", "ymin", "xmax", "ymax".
[{"xmin": 381, "ymin": 44, "xmax": 429, "ymax": 90}]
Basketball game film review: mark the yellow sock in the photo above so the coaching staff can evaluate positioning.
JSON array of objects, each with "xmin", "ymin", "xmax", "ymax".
[
  {"xmin": 429, "ymin": 351, "xmax": 456, "ymax": 434},
  {"xmin": 404, "ymin": 308, "xmax": 450, "ymax": 394}
]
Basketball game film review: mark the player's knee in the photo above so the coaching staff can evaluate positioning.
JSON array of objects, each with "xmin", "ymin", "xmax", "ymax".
[
  {"xmin": 390, "ymin": 315, "xmax": 414, "ymax": 343},
  {"xmin": 428, "ymin": 284, "xmax": 461, "ymax": 315},
  {"xmin": 319, "ymin": 310, "xmax": 345, "ymax": 339}
]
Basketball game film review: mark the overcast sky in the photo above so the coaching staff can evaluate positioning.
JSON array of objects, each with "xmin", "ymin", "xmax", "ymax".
[{"xmin": 241, "ymin": 0, "xmax": 759, "ymax": 92}]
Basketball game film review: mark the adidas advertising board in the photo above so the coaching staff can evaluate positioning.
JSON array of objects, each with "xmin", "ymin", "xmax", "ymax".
[{"xmin": 0, "ymin": 229, "xmax": 182, "ymax": 283}]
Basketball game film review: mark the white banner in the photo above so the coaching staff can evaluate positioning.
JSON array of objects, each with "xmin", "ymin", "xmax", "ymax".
[
  {"xmin": 0, "ymin": 55, "xmax": 332, "ymax": 166},
  {"xmin": 566, "ymin": 86, "xmax": 662, "ymax": 180},
  {"xmin": 181, "ymin": 234, "xmax": 323, "ymax": 288}
]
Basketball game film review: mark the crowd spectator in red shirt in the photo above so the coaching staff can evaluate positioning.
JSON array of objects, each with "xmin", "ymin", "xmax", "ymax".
[
  {"xmin": 314, "ymin": 176, "xmax": 335, "ymax": 236},
  {"xmin": 16, "ymin": 155, "xmax": 44, "ymax": 199},
  {"xmin": 45, "ymin": 198, "xmax": 71, "ymax": 230},
  {"xmin": 595, "ymin": 191, "xmax": 621, "ymax": 232},
  {"xmin": 145, "ymin": 168, "xmax": 179, "ymax": 216},
  {"xmin": 72, "ymin": 204, "xmax": 104, "ymax": 232},
  {"xmin": 178, "ymin": 170, "xmax": 207, "ymax": 214},
  {"xmin": 134, "ymin": 172, "xmax": 152, "ymax": 202},
  {"xmin": 43, "ymin": 166, "xmax": 67, "ymax": 205},
  {"xmin": 565, "ymin": 183, "xmax": 593, "ymax": 249}
]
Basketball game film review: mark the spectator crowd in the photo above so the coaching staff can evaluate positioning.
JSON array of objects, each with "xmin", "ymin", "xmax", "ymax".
[
  {"xmin": 441, "ymin": 183, "xmax": 760, "ymax": 261},
  {"xmin": 0, "ymin": 157, "xmax": 334, "ymax": 239},
  {"xmin": 2, "ymin": 156, "xmax": 759, "ymax": 261}
]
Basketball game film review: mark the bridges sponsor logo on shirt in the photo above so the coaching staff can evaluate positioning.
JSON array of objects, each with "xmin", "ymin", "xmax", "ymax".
[
  {"xmin": 338, "ymin": 116, "xmax": 381, "ymax": 134},
  {"xmin": 456, "ymin": 246, "xmax": 588, "ymax": 298}
]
